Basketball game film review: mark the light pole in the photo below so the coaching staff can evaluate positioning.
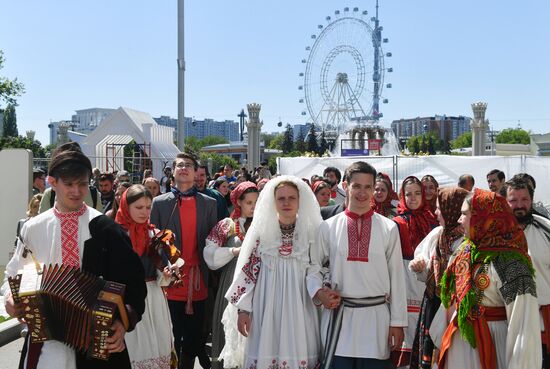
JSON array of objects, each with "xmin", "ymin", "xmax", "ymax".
[{"xmin": 177, "ymin": 0, "xmax": 186, "ymax": 150}]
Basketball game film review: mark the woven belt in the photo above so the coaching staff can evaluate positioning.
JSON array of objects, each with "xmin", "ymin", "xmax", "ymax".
[{"xmin": 320, "ymin": 295, "xmax": 389, "ymax": 369}]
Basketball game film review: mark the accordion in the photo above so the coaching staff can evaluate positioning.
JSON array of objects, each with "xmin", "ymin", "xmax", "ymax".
[{"xmin": 8, "ymin": 263, "xmax": 129, "ymax": 360}]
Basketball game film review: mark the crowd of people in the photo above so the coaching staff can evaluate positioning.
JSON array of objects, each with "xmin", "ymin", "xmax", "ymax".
[{"xmin": 3, "ymin": 141, "xmax": 550, "ymax": 369}]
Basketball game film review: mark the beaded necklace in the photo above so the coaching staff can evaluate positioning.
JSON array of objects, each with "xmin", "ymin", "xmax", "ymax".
[
  {"xmin": 234, "ymin": 218, "xmax": 246, "ymax": 241},
  {"xmin": 279, "ymin": 222, "xmax": 295, "ymax": 256}
]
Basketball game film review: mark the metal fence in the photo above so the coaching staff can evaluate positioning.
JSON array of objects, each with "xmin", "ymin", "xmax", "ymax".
[{"xmin": 277, "ymin": 155, "xmax": 550, "ymax": 206}]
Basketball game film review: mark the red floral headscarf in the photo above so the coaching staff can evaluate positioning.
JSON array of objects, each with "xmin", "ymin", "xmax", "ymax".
[
  {"xmin": 230, "ymin": 181, "xmax": 258, "ymax": 219},
  {"xmin": 372, "ymin": 172, "xmax": 399, "ymax": 218},
  {"xmin": 115, "ymin": 190, "xmax": 154, "ymax": 256},
  {"xmin": 440, "ymin": 188, "xmax": 532, "ymax": 348},
  {"xmin": 469, "ymin": 188, "xmax": 528, "ymax": 254},
  {"xmin": 394, "ymin": 176, "xmax": 438, "ymax": 259}
]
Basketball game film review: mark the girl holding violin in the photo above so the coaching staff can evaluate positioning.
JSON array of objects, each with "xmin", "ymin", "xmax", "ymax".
[{"xmin": 116, "ymin": 184, "xmax": 182, "ymax": 369}]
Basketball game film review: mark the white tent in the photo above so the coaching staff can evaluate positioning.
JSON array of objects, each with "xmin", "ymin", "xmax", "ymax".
[{"xmin": 81, "ymin": 107, "xmax": 179, "ymax": 180}]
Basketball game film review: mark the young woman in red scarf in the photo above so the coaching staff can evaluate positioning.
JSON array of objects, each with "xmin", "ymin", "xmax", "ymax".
[
  {"xmin": 431, "ymin": 188, "xmax": 541, "ymax": 369},
  {"xmin": 372, "ymin": 172, "xmax": 399, "ymax": 219},
  {"xmin": 204, "ymin": 181, "xmax": 259, "ymax": 369},
  {"xmin": 311, "ymin": 179, "xmax": 333, "ymax": 208},
  {"xmin": 408, "ymin": 187, "xmax": 469, "ymax": 369},
  {"xmin": 115, "ymin": 184, "xmax": 178, "ymax": 369},
  {"xmin": 392, "ymin": 176, "xmax": 438, "ymax": 368},
  {"xmin": 421, "ymin": 175, "xmax": 439, "ymax": 214}
]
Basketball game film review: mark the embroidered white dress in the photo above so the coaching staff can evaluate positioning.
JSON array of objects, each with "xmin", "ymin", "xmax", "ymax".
[
  {"xmin": 226, "ymin": 232, "xmax": 320, "ymax": 369},
  {"xmin": 307, "ymin": 212, "xmax": 408, "ymax": 359},
  {"xmin": 430, "ymin": 259, "xmax": 542, "ymax": 369},
  {"xmin": 125, "ymin": 231, "xmax": 173, "ymax": 369},
  {"xmin": 204, "ymin": 217, "xmax": 246, "ymax": 369},
  {"xmin": 1, "ymin": 206, "xmax": 102, "ymax": 369}
]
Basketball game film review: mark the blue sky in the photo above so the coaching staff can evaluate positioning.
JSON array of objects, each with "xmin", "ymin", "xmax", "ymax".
[{"xmin": 1, "ymin": 0, "xmax": 549, "ymax": 145}]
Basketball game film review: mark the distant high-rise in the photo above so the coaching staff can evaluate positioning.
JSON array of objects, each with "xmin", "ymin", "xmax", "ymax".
[
  {"xmin": 391, "ymin": 115, "xmax": 471, "ymax": 148},
  {"xmin": 154, "ymin": 116, "xmax": 239, "ymax": 142},
  {"xmin": 48, "ymin": 107, "xmax": 115, "ymax": 145},
  {"xmin": 71, "ymin": 108, "xmax": 116, "ymax": 134}
]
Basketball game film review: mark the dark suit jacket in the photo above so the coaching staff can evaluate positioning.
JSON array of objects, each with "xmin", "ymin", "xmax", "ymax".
[
  {"xmin": 76, "ymin": 215, "xmax": 147, "ymax": 369},
  {"xmin": 320, "ymin": 203, "xmax": 345, "ymax": 220},
  {"xmin": 150, "ymin": 191, "xmax": 218, "ymax": 287}
]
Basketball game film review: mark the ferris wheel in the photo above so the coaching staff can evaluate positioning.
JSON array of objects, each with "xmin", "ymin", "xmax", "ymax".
[{"xmin": 299, "ymin": 3, "xmax": 392, "ymax": 134}]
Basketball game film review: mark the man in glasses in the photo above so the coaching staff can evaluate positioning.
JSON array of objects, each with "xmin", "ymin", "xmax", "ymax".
[{"xmin": 150, "ymin": 152, "xmax": 218, "ymax": 369}]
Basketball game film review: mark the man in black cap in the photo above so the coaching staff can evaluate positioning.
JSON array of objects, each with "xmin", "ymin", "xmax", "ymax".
[{"xmin": 2, "ymin": 142, "xmax": 146, "ymax": 369}]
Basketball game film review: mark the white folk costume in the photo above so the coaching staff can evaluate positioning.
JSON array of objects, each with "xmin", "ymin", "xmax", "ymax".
[
  {"xmin": 1, "ymin": 206, "xmax": 101, "ymax": 369},
  {"xmin": 115, "ymin": 191, "xmax": 174, "ymax": 369},
  {"xmin": 523, "ymin": 213, "xmax": 550, "ymax": 365},
  {"xmin": 224, "ymin": 176, "xmax": 322, "ymax": 369},
  {"xmin": 431, "ymin": 189, "xmax": 541, "ymax": 369},
  {"xmin": 307, "ymin": 209, "xmax": 407, "ymax": 365},
  {"xmin": 205, "ymin": 180, "xmax": 258, "ymax": 369},
  {"xmin": 392, "ymin": 177, "xmax": 438, "ymax": 367},
  {"xmin": 205, "ymin": 217, "xmax": 246, "ymax": 369},
  {"xmin": 409, "ymin": 187, "xmax": 469, "ymax": 369},
  {"xmin": 124, "ymin": 258, "xmax": 173, "ymax": 369}
]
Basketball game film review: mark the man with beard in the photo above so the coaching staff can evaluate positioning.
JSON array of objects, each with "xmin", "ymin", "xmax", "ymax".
[
  {"xmin": 98, "ymin": 173, "xmax": 115, "ymax": 213},
  {"xmin": 323, "ymin": 166, "xmax": 346, "ymax": 205},
  {"xmin": 505, "ymin": 176, "xmax": 550, "ymax": 368}
]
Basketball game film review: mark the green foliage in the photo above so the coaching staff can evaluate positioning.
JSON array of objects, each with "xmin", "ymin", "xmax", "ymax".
[
  {"xmin": 268, "ymin": 133, "xmax": 284, "ymax": 150},
  {"xmin": 281, "ymin": 124, "xmax": 294, "ymax": 154},
  {"xmin": 198, "ymin": 152, "xmax": 238, "ymax": 175},
  {"xmin": 123, "ymin": 140, "xmax": 137, "ymax": 173},
  {"xmin": 2, "ymin": 103, "xmax": 18, "ymax": 137},
  {"xmin": 407, "ymin": 132, "xmax": 442, "ymax": 155},
  {"xmin": 0, "ymin": 135, "xmax": 46, "ymax": 158},
  {"xmin": 44, "ymin": 143, "xmax": 57, "ymax": 156},
  {"xmin": 0, "ymin": 51, "xmax": 25, "ymax": 106},
  {"xmin": 407, "ymin": 135, "xmax": 419, "ymax": 154},
  {"xmin": 451, "ymin": 131, "xmax": 472, "ymax": 149},
  {"xmin": 184, "ymin": 135, "xmax": 229, "ymax": 152},
  {"xmin": 268, "ymin": 155, "xmax": 279, "ymax": 175},
  {"xmin": 319, "ymin": 130, "xmax": 329, "ymax": 156},
  {"xmin": 306, "ymin": 124, "xmax": 319, "ymax": 154},
  {"xmin": 261, "ymin": 132, "xmax": 277, "ymax": 148},
  {"xmin": 495, "ymin": 128, "xmax": 530, "ymax": 145},
  {"xmin": 295, "ymin": 129, "xmax": 306, "ymax": 152}
]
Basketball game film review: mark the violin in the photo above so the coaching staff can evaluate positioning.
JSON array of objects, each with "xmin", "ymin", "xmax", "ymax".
[{"xmin": 149, "ymin": 229, "xmax": 184, "ymax": 285}]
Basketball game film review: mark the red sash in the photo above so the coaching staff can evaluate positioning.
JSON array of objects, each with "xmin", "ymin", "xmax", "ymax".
[
  {"xmin": 541, "ymin": 304, "xmax": 550, "ymax": 351},
  {"xmin": 439, "ymin": 306, "xmax": 507, "ymax": 369}
]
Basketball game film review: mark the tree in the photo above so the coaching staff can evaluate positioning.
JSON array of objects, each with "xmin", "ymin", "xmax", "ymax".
[
  {"xmin": 200, "ymin": 135, "xmax": 229, "ymax": 147},
  {"xmin": 268, "ymin": 133, "xmax": 284, "ymax": 150},
  {"xmin": 0, "ymin": 135, "xmax": 46, "ymax": 158},
  {"xmin": 407, "ymin": 135, "xmax": 419, "ymax": 154},
  {"xmin": 184, "ymin": 135, "xmax": 229, "ymax": 152},
  {"xmin": 318, "ymin": 130, "xmax": 329, "ymax": 155},
  {"xmin": 306, "ymin": 124, "xmax": 319, "ymax": 153},
  {"xmin": 198, "ymin": 152, "xmax": 238, "ymax": 175},
  {"xmin": 2, "ymin": 103, "xmax": 18, "ymax": 137},
  {"xmin": 295, "ymin": 129, "xmax": 306, "ymax": 153},
  {"xmin": 495, "ymin": 128, "xmax": 530, "ymax": 145},
  {"xmin": 261, "ymin": 132, "xmax": 277, "ymax": 148},
  {"xmin": 281, "ymin": 124, "xmax": 294, "ymax": 154},
  {"xmin": 0, "ymin": 51, "xmax": 25, "ymax": 106},
  {"xmin": 451, "ymin": 131, "xmax": 472, "ymax": 149}
]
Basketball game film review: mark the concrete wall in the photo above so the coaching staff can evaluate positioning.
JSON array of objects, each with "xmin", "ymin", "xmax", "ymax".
[{"xmin": 0, "ymin": 149, "xmax": 32, "ymax": 275}]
